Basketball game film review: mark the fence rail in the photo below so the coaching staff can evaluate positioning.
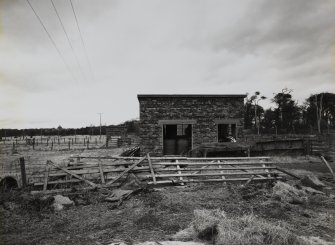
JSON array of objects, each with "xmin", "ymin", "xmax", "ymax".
[{"xmin": 28, "ymin": 155, "xmax": 297, "ymax": 193}]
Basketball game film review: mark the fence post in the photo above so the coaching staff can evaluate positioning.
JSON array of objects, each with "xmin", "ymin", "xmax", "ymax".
[
  {"xmin": 19, "ymin": 157, "xmax": 27, "ymax": 187},
  {"xmin": 43, "ymin": 161, "xmax": 50, "ymax": 191},
  {"xmin": 98, "ymin": 158, "xmax": 105, "ymax": 184},
  {"xmin": 51, "ymin": 141, "xmax": 53, "ymax": 150}
]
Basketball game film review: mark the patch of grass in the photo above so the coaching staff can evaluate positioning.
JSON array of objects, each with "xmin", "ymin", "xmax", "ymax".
[
  {"xmin": 173, "ymin": 209, "xmax": 307, "ymax": 245},
  {"xmin": 134, "ymin": 209, "xmax": 161, "ymax": 229},
  {"xmin": 258, "ymin": 200, "xmax": 292, "ymax": 220},
  {"xmin": 216, "ymin": 214, "xmax": 307, "ymax": 245},
  {"xmin": 307, "ymin": 195, "xmax": 335, "ymax": 209}
]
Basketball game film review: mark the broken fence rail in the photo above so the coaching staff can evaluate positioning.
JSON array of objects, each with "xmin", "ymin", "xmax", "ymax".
[{"xmin": 30, "ymin": 156, "xmax": 297, "ymax": 192}]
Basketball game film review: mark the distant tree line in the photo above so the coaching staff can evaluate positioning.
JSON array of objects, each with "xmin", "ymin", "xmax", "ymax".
[
  {"xmin": 0, "ymin": 120, "xmax": 140, "ymax": 138},
  {"xmin": 244, "ymin": 89, "xmax": 335, "ymax": 134},
  {"xmin": 2, "ymin": 90, "xmax": 333, "ymax": 138}
]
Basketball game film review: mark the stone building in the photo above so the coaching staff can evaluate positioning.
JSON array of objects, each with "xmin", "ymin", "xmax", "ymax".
[{"xmin": 138, "ymin": 94, "xmax": 246, "ymax": 156}]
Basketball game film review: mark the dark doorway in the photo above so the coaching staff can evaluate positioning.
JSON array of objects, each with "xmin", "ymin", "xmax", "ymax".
[
  {"xmin": 163, "ymin": 124, "xmax": 192, "ymax": 155},
  {"xmin": 218, "ymin": 124, "xmax": 236, "ymax": 142}
]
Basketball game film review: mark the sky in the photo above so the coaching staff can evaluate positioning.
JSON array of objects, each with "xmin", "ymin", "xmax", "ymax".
[{"xmin": 0, "ymin": 0, "xmax": 334, "ymax": 129}]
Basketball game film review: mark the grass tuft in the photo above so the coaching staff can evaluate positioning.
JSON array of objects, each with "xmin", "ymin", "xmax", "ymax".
[{"xmin": 216, "ymin": 214, "xmax": 307, "ymax": 245}]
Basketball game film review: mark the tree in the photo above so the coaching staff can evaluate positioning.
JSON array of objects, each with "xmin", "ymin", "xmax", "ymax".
[
  {"xmin": 262, "ymin": 108, "xmax": 277, "ymax": 135},
  {"xmin": 57, "ymin": 125, "xmax": 63, "ymax": 137},
  {"xmin": 304, "ymin": 93, "xmax": 335, "ymax": 133},
  {"xmin": 244, "ymin": 92, "xmax": 266, "ymax": 134},
  {"xmin": 271, "ymin": 88, "xmax": 301, "ymax": 133},
  {"xmin": 250, "ymin": 92, "xmax": 266, "ymax": 135}
]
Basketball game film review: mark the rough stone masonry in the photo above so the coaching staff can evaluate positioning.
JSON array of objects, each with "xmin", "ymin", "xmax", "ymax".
[{"xmin": 138, "ymin": 94, "xmax": 246, "ymax": 156}]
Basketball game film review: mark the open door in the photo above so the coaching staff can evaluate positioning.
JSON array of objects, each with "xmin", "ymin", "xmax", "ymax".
[{"xmin": 163, "ymin": 124, "xmax": 192, "ymax": 155}]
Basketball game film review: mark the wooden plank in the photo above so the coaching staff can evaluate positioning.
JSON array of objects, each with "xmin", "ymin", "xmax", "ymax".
[
  {"xmin": 67, "ymin": 160, "xmax": 275, "ymax": 169},
  {"xmin": 31, "ymin": 166, "xmax": 153, "ymax": 178},
  {"xmin": 147, "ymin": 153, "xmax": 156, "ymax": 184},
  {"xmin": 155, "ymin": 166, "xmax": 277, "ymax": 172},
  {"xmin": 147, "ymin": 171, "xmax": 272, "ymax": 178},
  {"xmin": 321, "ymin": 156, "xmax": 335, "ymax": 180},
  {"xmin": 105, "ymin": 155, "xmax": 147, "ymax": 186},
  {"xmin": 98, "ymin": 159, "xmax": 105, "ymax": 184},
  {"xmin": 148, "ymin": 176, "xmax": 282, "ymax": 184},
  {"xmin": 68, "ymin": 156, "xmax": 271, "ymax": 161},
  {"xmin": 150, "ymin": 161, "xmax": 276, "ymax": 166},
  {"xmin": 43, "ymin": 161, "xmax": 50, "ymax": 191},
  {"xmin": 69, "ymin": 156, "xmax": 187, "ymax": 160},
  {"xmin": 47, "ymin": 160, "xmax": 97, "ymax": 187}
]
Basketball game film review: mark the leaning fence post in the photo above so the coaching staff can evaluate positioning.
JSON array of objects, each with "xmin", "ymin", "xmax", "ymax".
[
  {"xmin": 147, "ymin": 153, "xmax": 156, "ymax": 184},
  {"xmin": 321, "ymin": 156, "xmax": 335, "ymax": 180},
  {"xmin": 19, "ymin": 157, "xmax": 27, "ymax": 187}
]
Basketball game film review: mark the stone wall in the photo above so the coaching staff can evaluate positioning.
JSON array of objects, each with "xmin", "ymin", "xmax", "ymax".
[{"xmin": 138, "ymin": 95, "xmax": 245, "ymax": 156}]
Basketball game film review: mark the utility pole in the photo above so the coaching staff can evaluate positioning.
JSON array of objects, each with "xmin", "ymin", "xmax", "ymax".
[{"xmin": 98, "ymin": 113, "xmax": 103, "ymax": 138}]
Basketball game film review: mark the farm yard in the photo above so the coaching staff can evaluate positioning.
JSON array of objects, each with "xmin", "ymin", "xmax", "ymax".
[
  {"xmin": 2, "ymin": 0, "xmax": 335, "ymax": 244},
  {"xmin": 1, "ymin": 134, "xmax": 335, "ymax": 245}
]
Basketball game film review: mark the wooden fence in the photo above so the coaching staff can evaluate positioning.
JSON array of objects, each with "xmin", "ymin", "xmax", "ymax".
[{"xmin": 29, "ymin": 156, "xmax": 298, "ymax": 192}]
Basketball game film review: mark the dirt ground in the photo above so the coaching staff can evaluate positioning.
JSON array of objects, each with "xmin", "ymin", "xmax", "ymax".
[
  {"xmin": 1, "ymin": 170, "xmax": 335, "ymax": 244},
  {"xmin": 1, "ymin": 140, "xmax": 335, "ymax": 245}
]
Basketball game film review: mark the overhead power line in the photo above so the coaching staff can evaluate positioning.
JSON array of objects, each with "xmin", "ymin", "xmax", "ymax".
[
  {"xmin": 26, "ymin": 0, "xmax": 78, "ymax": 83},
  {"xmin": 50, "ymin": 0, "xmax": 87, "ymax": 80},
  {"xmin": 69, "ymin": 0, "xmax": 95, "ymax": 80}
]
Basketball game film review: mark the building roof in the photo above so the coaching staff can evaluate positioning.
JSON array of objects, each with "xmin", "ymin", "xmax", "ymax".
[{"xmin": 137, "ymin": 94, "xmax": 247, "ymax": 99}]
